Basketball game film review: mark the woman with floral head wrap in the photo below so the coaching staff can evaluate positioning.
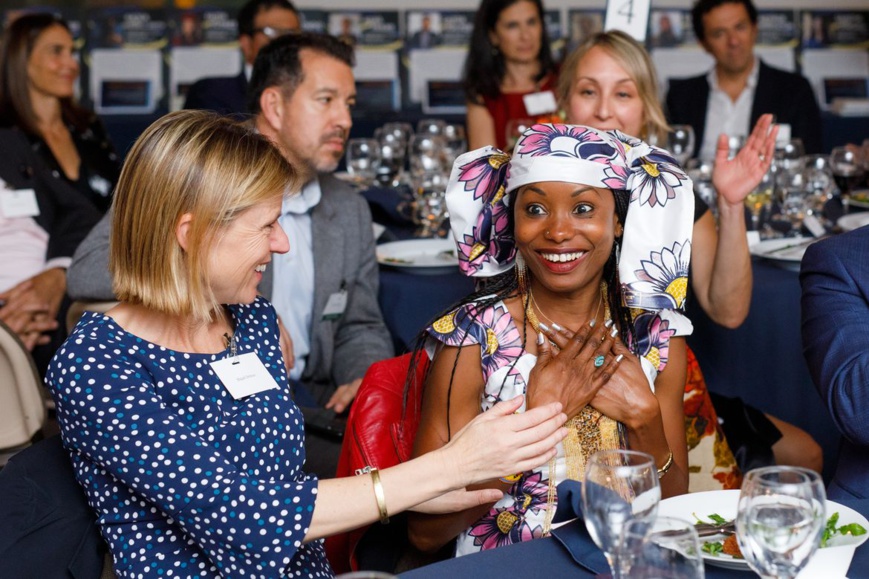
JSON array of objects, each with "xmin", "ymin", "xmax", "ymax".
[{"xmin": 407, "ymin": 124, "xmax": 694, "ymax": 556}]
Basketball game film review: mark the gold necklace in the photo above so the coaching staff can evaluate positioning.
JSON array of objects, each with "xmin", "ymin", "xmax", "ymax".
[
  {"xmin": 522, "ymin": 281, "xmax": 619, "ymax": 535},
  {"xmin": 526, "ymin": 282, "xmax": 609, "ymax": 341}
]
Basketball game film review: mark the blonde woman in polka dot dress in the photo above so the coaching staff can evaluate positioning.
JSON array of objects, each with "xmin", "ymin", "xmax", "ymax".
[{"xmin": 46, "ymin": 110, "xmax": 569, "ymax": 578}]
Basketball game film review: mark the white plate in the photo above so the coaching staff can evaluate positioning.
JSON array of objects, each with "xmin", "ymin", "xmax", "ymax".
[
  {"xmin": 838, "ymin": 213, "xmax": 869, "ymax": 232},
  {"xmin": 377, "ymin": 238, "xmax": 459, "ymax": 274},
  {"xmin": 658, "ymin": 489, "xmax": 869, "ymax": 576},
  {"xmin": 749, "ymin": 237, "xmax": 816, "ymax": 271}
]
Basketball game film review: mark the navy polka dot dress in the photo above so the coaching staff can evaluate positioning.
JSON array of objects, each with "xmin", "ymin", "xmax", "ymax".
[{"xmin": 46, "ymin": 298, "xmax": 333, "ymax": 578}]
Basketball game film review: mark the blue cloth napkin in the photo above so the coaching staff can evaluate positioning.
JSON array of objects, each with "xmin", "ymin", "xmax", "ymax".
[{"xmin": 549, "ymin": 480, "xmax": 610, "ymax": 575}]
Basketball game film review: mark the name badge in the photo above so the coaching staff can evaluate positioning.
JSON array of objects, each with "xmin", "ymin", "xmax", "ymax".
[
  {"xmin": 210, "ymin": 352, "xmax": 279, "ymax": 399},
  {"xmin": 322, "ymin": 289, "xmax": 348, "ymax": 321},
  {"xmin": 0, "ymin": 188, "xmax": 40, "ymax": 219},
  {"xmin": 523, "ymin": 90, "xmax": 557, "ymax": 116}
]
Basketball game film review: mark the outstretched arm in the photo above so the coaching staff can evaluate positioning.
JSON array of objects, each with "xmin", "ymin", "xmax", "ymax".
[{"xmin": 691, "ymin": 114, "xmax": 777, "ymax": 328}]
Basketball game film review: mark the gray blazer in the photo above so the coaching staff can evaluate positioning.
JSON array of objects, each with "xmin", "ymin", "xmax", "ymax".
[{"xmin": 67, "ymin": 173, "xmax": 393, "ymax": 396}]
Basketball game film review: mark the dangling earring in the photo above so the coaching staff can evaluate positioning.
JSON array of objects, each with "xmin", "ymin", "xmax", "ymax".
[
  {"xmin": 491, "ymin": 45, "xmax": 499, "ymax": 57},
  {"xmin": 614, "ymin": 238, "xmax": 621, "ymax": 264},
  {"xmin": 515, "ymin": 253, "xmax": 528, "ymax": 294}
]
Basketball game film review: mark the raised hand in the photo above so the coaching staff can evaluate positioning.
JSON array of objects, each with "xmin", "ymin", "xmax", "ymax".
[{"xmin": 713, "ymin": 113, "xmax": 778, "ymax": 205}]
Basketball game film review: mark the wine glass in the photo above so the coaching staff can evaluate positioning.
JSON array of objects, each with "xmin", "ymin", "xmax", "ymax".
[
  {"xmin": 416, "ymin": 118, "xmax": 446, "ymax": 136},
  {"xmin": 619, "ymin": 516, "xmax": 705, "ymax": 579},
  {"xmin": 411, "ymin": 170, "xmax": 449, "ymax": 238},
  {"xmin": 744, "ymin": 167, "xmax": 775, "ymax": 231},
  {"xmin": 344, "ymin": 138, "xmax": 381, "ymax": 186},
  {"xmin": 583, "ymin": 449, "xmax": 662, "ymax": 578},
  {"xmin": 668, "ymin": 125, "xmax": 695, "ymax": 166},
  {"xmin": 442, "ymin": 124, "xmax": 467, "ymax": 170},
  {"xmin": 736, "ymin": 466, "xmax": 826, "ymax": 579},
  {"xmin": 830, "ymin": 146, "xmax": 865, "ymax": 197},
  {"xmin": 726, "ymin": 135, "xmax": 746, "ymax": 160},
  {"xmin": 374, "ymin": 127, "xmax": 407, "ymax": 187},
  {"xmin": 777, "ymin": 170, "xmax": 809, "ymax": 236},
  {"xmin": 409, "ymin": 134, "xmax": 447, "ymax": 177}
]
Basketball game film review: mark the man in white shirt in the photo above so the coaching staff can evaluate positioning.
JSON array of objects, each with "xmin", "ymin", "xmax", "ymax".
[{"xmin": 666, "ymin": 0, "xmax": 821, "ymax": 160}]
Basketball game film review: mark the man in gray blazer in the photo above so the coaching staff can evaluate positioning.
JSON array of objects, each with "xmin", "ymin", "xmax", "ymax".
[{"xmin": 68, "ymin": 33, "xmax": 393, "ymax": 477}]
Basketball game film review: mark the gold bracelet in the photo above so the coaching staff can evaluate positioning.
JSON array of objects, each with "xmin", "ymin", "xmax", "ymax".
[
  {"xmin": 369, "ymin": 467, "xmax": 389, "ymax": 524},
  {"xmin": 657, "ymin": 450, "xmax": 674, "ymax": 479}
]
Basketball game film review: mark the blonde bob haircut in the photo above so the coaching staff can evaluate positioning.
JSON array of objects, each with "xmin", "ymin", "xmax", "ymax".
[
  {"xmin": 557, "ymin": 30, "xmax": 670, "ymax": 145},
  {"xmin": 110, "ymin": 110, "xmax": 298, "ymax": 322}
]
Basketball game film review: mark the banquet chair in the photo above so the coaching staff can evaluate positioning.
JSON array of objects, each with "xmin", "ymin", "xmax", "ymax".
[
  {"xmin": 0, "ymin": 320, "xmax": 47, "ymax": 457},
  {"xmin": 66, "ymin": 300, "xmax": 118, "ymax": 334},
  {"xmin": 325, "ymin": 352, "xmax": 429, "ymax": 574}
]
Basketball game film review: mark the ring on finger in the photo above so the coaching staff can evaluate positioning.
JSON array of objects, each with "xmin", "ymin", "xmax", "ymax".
[{"xmin": 594, "ymin": 355, "xmax": 606, "ymax": 368}]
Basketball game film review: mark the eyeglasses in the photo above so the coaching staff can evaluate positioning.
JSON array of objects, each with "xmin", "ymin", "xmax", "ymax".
[{"xmin": 252, "ymin": 26, "xmax": 297, "ymax": 39}]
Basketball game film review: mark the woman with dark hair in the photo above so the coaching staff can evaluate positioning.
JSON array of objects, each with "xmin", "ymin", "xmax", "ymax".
[
  {"xmin": 408, "ymin": 124, "xmax": 696, "ymax": 556},
  {"xmin": 463, "ymin": 0, "xmax": 558, "ymax": 150},
  {"xmin": 0, "ymin": 12, "xmax": 119, "ymax": 213}
]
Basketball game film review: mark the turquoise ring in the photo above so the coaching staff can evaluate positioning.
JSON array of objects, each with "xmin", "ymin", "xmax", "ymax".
[{"xmin": 594, "ymin": 355, "xmax": 605, "ymax": 368}]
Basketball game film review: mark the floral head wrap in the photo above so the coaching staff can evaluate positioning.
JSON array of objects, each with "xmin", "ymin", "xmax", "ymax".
[{"xmin": 445, "ymin": 123, "xmax": 694, "ymax": 314}]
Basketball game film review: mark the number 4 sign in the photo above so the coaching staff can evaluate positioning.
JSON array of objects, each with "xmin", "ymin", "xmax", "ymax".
[{"xmin": 604, "ymin": 0, "xmax": 651, "ymax": 42}]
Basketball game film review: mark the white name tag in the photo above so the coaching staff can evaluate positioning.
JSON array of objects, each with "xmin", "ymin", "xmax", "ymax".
[
  {"xmin": 322, "ymin": 290, "xmax": 348, "ymax": 321},
  {"xmin": 0, "ymin": 188, "xmax": 40, "ymax": 218},
  {"xmin": 604, "ymin": 0, "xmax": 651, "ymax": 42},
  {"xmin": 523, "ymin": 90, "xmax": 558, "ymax": 116},
  {"xmin": 210, "ymin": 352, "xmax": 280, "ymax": 400}
]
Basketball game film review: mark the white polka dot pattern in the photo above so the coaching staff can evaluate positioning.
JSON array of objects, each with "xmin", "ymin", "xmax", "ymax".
[{"xmin": 46, "ymin": 298, "xmax": 333, "ymax": 578}]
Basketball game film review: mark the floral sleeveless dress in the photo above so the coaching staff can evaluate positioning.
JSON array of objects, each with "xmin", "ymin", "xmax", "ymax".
[{"xmin": 425, "ymin": 297, "xmax": 691, "ymax": 556}]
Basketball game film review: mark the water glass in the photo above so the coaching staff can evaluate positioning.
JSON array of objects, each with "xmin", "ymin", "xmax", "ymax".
[
  {"xmin": 736, "ymin": 466, "xmax": 826, "ymax": 579},
  {"xmin": 374, "ymin": 127, "xmax": 407, "ymax": 186},
  {"xmin": 409, "ymin": 134, "xmax": 447, "ymax": 177},
  {"xmin": 778, "ymin": 171, "xmax": 810, "ymax": 235},
  {"xmin": 620, "ymin": 516, "xmax": 705, "ymax": 579},
  {"xmin": 416, "ymin": 118, "xmax": 446, "ymax": 136},
  {"xmin": 380, "ymin": 121, "xmax": 414, "ymax": 143},
  {"xmin": 668, "ymin": 125, "xmax": 695, "ymax": 166},
  {"xmin": 345, "ymin": 138, "xmax": 381, "ymax": 185},
  {"xmin": 411, "ymin": 171, "xmax": 449, "ymax": 237},
  {"xmin": 583, "ymin": 449, "xmax": 662, "ymax": 578},
  {"xmin": 442, "ymin": 124, "xmax": 467, "ymax": 170}
]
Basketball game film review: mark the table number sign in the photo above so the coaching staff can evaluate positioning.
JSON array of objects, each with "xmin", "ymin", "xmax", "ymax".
[{"xmin": 604, "ymin": 0, "xmax": 651, "ymax": 43}]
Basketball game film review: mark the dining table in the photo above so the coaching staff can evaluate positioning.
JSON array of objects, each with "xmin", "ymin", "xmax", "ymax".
[{"xmin": 400, "ymin": 496, "xmax": 869, "ymax": 578}]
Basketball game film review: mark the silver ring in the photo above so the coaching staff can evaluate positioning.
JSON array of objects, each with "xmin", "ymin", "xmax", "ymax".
[{"xmin": 759, "ymin": 154, "xmax": 766, "ymax": 162}]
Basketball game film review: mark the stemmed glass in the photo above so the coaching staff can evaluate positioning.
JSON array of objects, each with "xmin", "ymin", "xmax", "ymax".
[
  {"xmin": 416, "ymin": 118, "xmax": 446, "ymax": 136},
  {"xmin": 583, "ymin": 449, "xmax": 662, "ymax": 578},
  {"xmin": 668, "ymin": 125, "xmax": 695, "ymax": 166},
  {"xmin": 411, "ymin": 170, "xmax": 449, "ymax": 238},
  {"xmin": 409, "ymin": 134, "xmax": 447, "ymax": 177},
  {"xmin": 830, "ymin": 146, "xmax": 865, "ymax": 198},
  {"xmin": 619, "ymin": 516, "xmax": 705, "ymax": 579},
  {"xmin": 344, "ymin": 138, "xmax": 381, "ymax": 186},
  {"xmin": 442, "ymin": 124, "xmax": 467, "ymax": 171},
  {"xmin": 744, "ymin": 167, "xmax": 775, "ymax": 231},
  {"xmin": 736, "ymin": 466, "xmax": 826, "ymax": 579},
  {"xmin": 373, "ymin": 127, "xmax": 408, "ymax": 187}
]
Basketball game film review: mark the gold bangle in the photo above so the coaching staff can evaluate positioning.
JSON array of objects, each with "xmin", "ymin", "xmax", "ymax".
[
  {"xmin": 657, "ymin": 450, "xmax": 674, "ymax": 479},
  {"xmin": 369, "ymin": 467, "xmax": 389, "ymax": 524}
]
